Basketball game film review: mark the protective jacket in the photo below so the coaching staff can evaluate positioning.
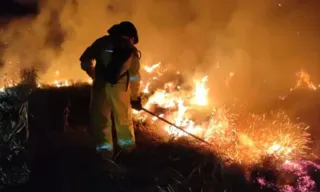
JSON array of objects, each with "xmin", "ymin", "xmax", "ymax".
[{"xmin": 80, "ymin": 35, "xmax": 141, "ymax": 152}]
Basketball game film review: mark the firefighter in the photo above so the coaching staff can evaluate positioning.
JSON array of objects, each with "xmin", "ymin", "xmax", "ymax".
[{"xmin": 79, "ymin": 21, "xmax": 142, "ymax": 159}]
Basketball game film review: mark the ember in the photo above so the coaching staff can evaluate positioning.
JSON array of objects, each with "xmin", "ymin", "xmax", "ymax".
[
  {"xmin": 1, "ymin": 62, "xmax": 312, "ymax": 165},
  {"xmin": 132, "ymin": 63, "xmax": 311, "ymax": 165},
  {"xmin": 1, "ymin": 61, "xmax": 319, "ymax": 191}
]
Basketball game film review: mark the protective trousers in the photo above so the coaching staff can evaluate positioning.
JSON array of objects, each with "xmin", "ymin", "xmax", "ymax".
[{"xmin": 89, "ymin": 80, "xmax": 135, "ymax": 152}]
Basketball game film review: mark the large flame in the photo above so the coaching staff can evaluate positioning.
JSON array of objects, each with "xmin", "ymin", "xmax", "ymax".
[
  {"xmin": 132, "ymin": 62, "xmax": 310, "ymax": 165},
  {"xmin": 0, "ymin": 62, "xmax": 312, "ymax": 166}
]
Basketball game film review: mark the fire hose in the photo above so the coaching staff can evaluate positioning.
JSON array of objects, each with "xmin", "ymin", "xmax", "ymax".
[{"xmin": 141, "ymin": 108, "xmax": 212, "ymax": 145}]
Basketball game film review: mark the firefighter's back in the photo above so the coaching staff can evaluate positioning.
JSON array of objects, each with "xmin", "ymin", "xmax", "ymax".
[{"xmin": 93, "ymin": 35, "xmax": 134, "ymax": 91}]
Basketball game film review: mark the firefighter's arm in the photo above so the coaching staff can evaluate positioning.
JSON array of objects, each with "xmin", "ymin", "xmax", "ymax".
[
  {"xmin": 129, "ymin": 54, "xmax": 141, "ymax": 100},
  {"xmin": 79, "ymin": 40, "xmax": 100, "ymax": 79}
]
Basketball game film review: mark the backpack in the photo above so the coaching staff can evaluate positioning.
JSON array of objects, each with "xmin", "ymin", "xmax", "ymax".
[{"xmin": 96, "ymin": 36, "xmax": 135, "ymax": 85}]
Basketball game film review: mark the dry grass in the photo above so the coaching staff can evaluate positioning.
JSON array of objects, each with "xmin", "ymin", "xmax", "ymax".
[
  {"xmin": 1, "ymin": 72, "xmax": 320, "ymax": 191},
  {"xmin": 0, "ymin": 68, "xmax": 36, "ymax": 190}
]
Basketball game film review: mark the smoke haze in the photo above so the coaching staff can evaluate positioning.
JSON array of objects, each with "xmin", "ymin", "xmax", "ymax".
[{"xmin": 1, "ymin": 0, "xmax": 320, "ymax": 106}]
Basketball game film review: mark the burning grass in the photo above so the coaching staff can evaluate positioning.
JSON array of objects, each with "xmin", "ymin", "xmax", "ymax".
[
  {"xmin": 1, "ymin": 65, "xmax": 320, "ymax": 191},
  {"xmin": 129, "ymin": 63, "xmax": 312, "ymax": 166},
  {"xmin": 1, "ymin": 84, "xmax": 320, "ymax": 191}
]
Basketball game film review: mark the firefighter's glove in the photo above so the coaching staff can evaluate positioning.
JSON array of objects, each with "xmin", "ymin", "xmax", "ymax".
[{"xmin": 131, "ymin": 97, "xmax": 143, "ymax": 111}]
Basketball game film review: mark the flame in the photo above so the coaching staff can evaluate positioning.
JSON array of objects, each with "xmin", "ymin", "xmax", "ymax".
[
  {"xmin": 0, "ymin": 63, "xmax": 312, "ymax": 166},
  {"xmin": 291, "ymin": 69, "xmax": 318, "ymax": 91},
  {"xmin": 132, "ymin": 63, "xmax": 310, "ymax": 165},
  {"xmin": 191, "ymin": 76, "xmax": 209, "ymax": 106},
  {"xmin": 144, "ymin": 62, "xmax": 161, "ymax": 73},
  {"xmin": 143, "ymin": 82, "xmax": 150, "ymax": 94}
]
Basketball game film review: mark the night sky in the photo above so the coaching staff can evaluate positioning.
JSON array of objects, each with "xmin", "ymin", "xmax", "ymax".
[
  {"xmin": 0, "ymin": 0, "xmax": 38, "ymax": 18},
  {"xmin": 1, "ymin": 0, "xmax": 320, "ymax": 98}
]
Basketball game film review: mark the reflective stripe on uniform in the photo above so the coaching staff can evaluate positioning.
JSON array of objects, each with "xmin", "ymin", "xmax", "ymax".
[
  {"xmin": 118, "ymin": 139, "xmax": 134, "ymax": 147},
  {"xmin": 130, "ymin": 75, "xmax": 139, "ymax": 81},
  {"xmin": 96, "ymin": 143, "xmax": 113, "ymax": 151},
  {"xmin": 104, "ymin": 49, "xmax": 113, "ymax": 53}
]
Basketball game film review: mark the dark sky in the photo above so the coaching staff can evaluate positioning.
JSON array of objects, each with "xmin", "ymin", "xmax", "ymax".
[
  {"xmin": 1, "ymin": 0, "xmax": 320, "ymax": 100},
  {"xmin": 0, "ymin": 0, "xmax": 38, "ymax": 18}
]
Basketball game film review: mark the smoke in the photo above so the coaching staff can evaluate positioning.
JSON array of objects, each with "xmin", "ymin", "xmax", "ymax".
[{"xmin": 1, "ymin": 0, "xmax": 320, "ymax": 105}]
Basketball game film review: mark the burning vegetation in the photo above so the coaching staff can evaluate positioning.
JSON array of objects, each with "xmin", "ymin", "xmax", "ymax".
[
  {"xmin": 1, "ymin": 1, "xmax": 320, "ymax": 191},
  {"xmin": 1, "ymin": 63, "xmax": 314, "ymax": 165},
  {"xmin": 1, "ymin": 62, "xmax": 319, "ymax": 191},
  {"xmin": 134, "ymin": 63, "xmax": 313, "ymax": 165}
]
